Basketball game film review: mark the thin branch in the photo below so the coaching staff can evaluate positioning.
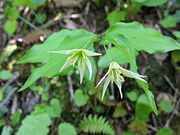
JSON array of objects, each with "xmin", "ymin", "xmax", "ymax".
[
  {"xmin": 164, "ymin": 98, "xmax": 180, "ymax": 128},
  {"xmin": 18, "ymin": 16, "xmax": 46, "ymax": 36},
  {"xmin": 67, "ymin": 75, "xmax": 78, "ymax": 112},
  {"xmin": 163, "ymin": 75, "xmax": 178, "ymax": 92},
  {"xmin": 0, "ymin": 72, "xmax": 20, "ymax": 110},
  {"xmin": 0, "ymin": 87, "xmax": 18, "ymax": 109},
  {"xmin": 148, "ymin": 125, "xmax": 158, "ymax": 132},
  {"xmin": 3, "ymin": 72, "xmax": 20, "ymax": 90},
  {"xmin": 67, "ymin": 75, "xmax": 74, "ymax": 103}
]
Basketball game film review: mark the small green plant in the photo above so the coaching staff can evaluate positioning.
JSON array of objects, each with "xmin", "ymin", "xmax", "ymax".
[
  {"xmin": 18, "ymin": 21, "xmax": 180, "ymax": 115},
  {"xmin": 156, "ymin": 128, "xmax": 174, "ymax": 135},
  {"xmin": 79, "ymin": 115, "xmax": 115, "ymax": 135},
  {"xmin": 135, "ymin": 94, "xmax": 152, "ymax": 121},
  {"xmin": 16, "ymin": 113, "xmax": 51, "ymax": 135},
  {"xmin": 58, "ymin": 122, "xmax": 77, "ymax": 135},
  {"xmin": 160, "ymin": 16, "xmax": 177, "ymax": 28},
  {"xmin": 131, "ymin": 0, "xmax": 168, "ymax": 7},
  {"xmin": 3, "ymin": 0, "xmax": 48, "ymax": 35},
  {"xmin": 159, "ymin": 100, "xmax": 173, "ymax": 113},
  {"xmin": 11, "ymin": 110, "xmax": 21, "ymax": 126},
  {"xmin": 105, "ymin": 0, "xmax": 170, "ymax": 26},
  {"xmin": 74, "ymin": 89, "xmax": 89, "ymax": 107},
  {"xmin": 0, "ymin": 70, "xmax": 12, "ymax": 80}
]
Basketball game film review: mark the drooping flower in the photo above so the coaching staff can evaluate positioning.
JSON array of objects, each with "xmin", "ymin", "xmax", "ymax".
[
  {"xmin": 96, "ymin": 62, "xmax": 147, "ymax": 100},
  {"xmin": 50, "ymin": 49, "xmax": 101, "ymax": 83}
]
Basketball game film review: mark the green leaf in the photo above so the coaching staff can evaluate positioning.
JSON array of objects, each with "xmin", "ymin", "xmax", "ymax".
[
  {"xmin": 35, "ymin": 13, "xmax": 47, "ymax": 24},
  {"xmin": 17, "ymin": 113, "xmax": 51, "ymax": 135},
  {"xmin": 31, "ymin": 104, "xmax": 46, "ymax": 115},
  {"xmin": 135, "ymin": 94, "xmax": 152, "ymax": 121},
  {"xmin": 160, "ymin": 16, "xmax": 177, "ymax": 28},
  {"xmin": 1, "ymin": 126, "xmax": 12, "ymax": 135},
  {"xmin": 142, "ymin": 0, "xmax": 168, "ymax": 6},
  {"xmin": 6, "ymin": 7, "xmax": 19, "ymax": 20},
  {"xmin": 128, "ymin": 120, "xmax": 148, "ymax": 135},
  {"xmin": 42, "ymin": 93, "xmax": 49, "ymax": 101},
  {"xmin": 45, "ymin": 98, "xmax": 62, "ymax": 118},
  {"xmin": 103, "ymin": 33, "xmax": 137, "ymax": 70},
  {"xmin": 4, "ymin": 20, "xmax": 17, "ymax": 35},
  {"xmin": 13, "ymin": 0, "xmax": 26, "ymax": 6},
  {"xmin": 30, "ymin": 0, "xmax": 47, "ymax": 6},
  {"xmin": 126, "ymin": 89, "xmax": 139, "ymax": 102},
  {"xmin": 156, "ymin": 128, "xmax": 174, "ymax": 135},
  {"xmin": 11, "ymin": 110, "xmax": 21, "ymax": 126},
  {"xmin": 26, "ymin": 0, "xmax": 38, "ymax": 9},
  {"xmin": 98, "ymin": 47, "xmax": 137, "ymax": 68},
  {"xmin": 159, "ymin": 100, "xmax": 173, "ymax": 113},
  {"xmin": 18, "ymin": 30, "xmax": 97, "ymax": 91},
  {"xmin": 58, "ymin": 122, "xmax": 77, "ymax": 135},
  {"xmin": 12, "ymin": 0, "xmax": 38, "ymax": 8},
  {"xmin": 80, "ymin": 115, "xmax": 115, "ymax": 135},
  {"xmin": 175, "ymin": 10, "xmax": 180, "ymax": 23},
  {"xmin": 88, "ymin": 88, "xmax": 96, "ymax": 95},
  {"xmin": 113, "ymin": 106, "xmax": 127, "ymax": 118},
  {"xmin": 104, "ymin": 28, "xmax": 158, "ymax": 114},
  {"xmin": 17, "ymin": 30, "xmax": 71, "ymax": 63},
  {"xmin": 106, "ymin": 10, "xmax": 127, "ymax": 26},
  {"xmin": 0, "ymin": 88, "xmax": 4, "ymax": 102},
  {"xmin": 105, "ymin": 22, "xmax": 180, "ymax": 54},
  {"xmin": 74, "ymin": 89, "xmax": 89, "ymax": 107},
  {"xmin": 0, "ymin": 70, "xmax": 13, "ymax": 80},
  {"xmin": 137, "ymin": 82, "xmax": 158, "ymax": 115},
  {"xmin": 103, "ymin": 21, "xmax": 180, "ymax": 115},
  {"xmin": 0, "ymin": 119, "xmax": 6, "ymax": 127},
  {"xmin": 171, "ymin": 50, "xmax": 180, "ymax": 62},
  {"xmin": 131, "ymin": 0, "xmax": 146, "ymax": 3},
  {"xmin": 172, "ymin": 31, "xmax": 180, "ymax": 39},
  {"xmin": 0, "ymin": 44, "xmax": 17, "ymax": 65},
  {"xmin": 91, "ymin": 0, "xmax": 101, "ymax": 5}
]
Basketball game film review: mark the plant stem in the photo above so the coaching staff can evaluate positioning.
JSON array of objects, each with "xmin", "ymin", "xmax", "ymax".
[{"xmin": 18, "ymin": 15, "xmax": 46, "ymax": 36}]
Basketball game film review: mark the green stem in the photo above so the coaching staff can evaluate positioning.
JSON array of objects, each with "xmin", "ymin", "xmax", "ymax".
[
  {"xmin": 103, "ymin": 45, "xmax": 112, "ymax": 62},
  {"xmin": 18, "ymin": 15, "xmax": 46, "ymax": 36}
]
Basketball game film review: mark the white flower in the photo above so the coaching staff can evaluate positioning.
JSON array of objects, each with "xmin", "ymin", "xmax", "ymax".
[
  {"xmin": 50, "ymin": 49, "xmax": 101, "ymax": 83},
  {"xmin": 96, "ymin": 62, "xmax": 147, "ymax": 100}
]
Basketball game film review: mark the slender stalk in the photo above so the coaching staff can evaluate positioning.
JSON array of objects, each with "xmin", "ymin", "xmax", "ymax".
[
  {"xmin": 18, "ymin": 15, "xmax": 46, "ymax": 36},
  {"xmin": 103, "ymin": 45, "xmax": 112, "ymax": 62}
]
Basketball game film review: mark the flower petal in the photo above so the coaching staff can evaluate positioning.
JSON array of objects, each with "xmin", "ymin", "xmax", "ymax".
[
  {"xmin": 114, "ymin": 79, "xmax": 123, "ymax": 99},
  {"xmin": 110, "ymin": 62, "xmax": 121, "ymax": 69},
  {"xmin": 121, "ymin": 68, "xmax": 147, "ymax": 83},
  {"xmin": 84, "ymin": 49, "xmax": 102, "ymax": 56},
  {"xmin": 96, "ymin": 71, "xmax": 109, "ymax": 88},
  {"xmin": 77, "ymin": 60, "xmax": 86, "ymax": 84},
  {"xmin": 60, "ymin": 60, "xmax": 71, "ymax": 72},
  {"xmin": 85, "ymin": 57, "xmax": 92, "ymax": 80},
  {"xmin": 119, "ymin": 75, "xmax": 125, "ymax": 83},
  {"xmin": 102, "ymin": 75, "xmax": 111, "ymax": 100},
  {"xmin": 49, "ymin": 50, "xmax": 73, "ymax": 54},
  {"xmin": 68, "ymin": 54, "xmax": 79, "ymax": 66}
]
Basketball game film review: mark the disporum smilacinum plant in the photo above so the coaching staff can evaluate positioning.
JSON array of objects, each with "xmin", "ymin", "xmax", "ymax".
[{"xmin": 18, "ymin": 22, "xmax": 180, "ymax": 115}]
